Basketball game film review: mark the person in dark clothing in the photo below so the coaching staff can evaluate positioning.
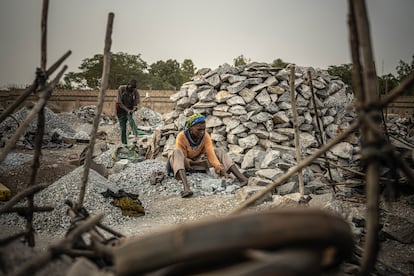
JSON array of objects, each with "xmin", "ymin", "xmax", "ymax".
[{"xmin": 117, "ymin": 79, "xmax": 140, "ymax": 145}]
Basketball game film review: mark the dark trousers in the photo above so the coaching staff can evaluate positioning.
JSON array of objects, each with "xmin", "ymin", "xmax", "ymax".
[{"xmin": 118, "ymin": 112, "xmax": 138, "ymax": 144}]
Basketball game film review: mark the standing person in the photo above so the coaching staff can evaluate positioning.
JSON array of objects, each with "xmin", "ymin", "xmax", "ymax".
[
  {"xmin": 116, "ymin": 79, "xmax": 140, "ymax": 145},
  {"xmin": 167, "ymin": 113, "xmax": 248, "ymax": 198}
]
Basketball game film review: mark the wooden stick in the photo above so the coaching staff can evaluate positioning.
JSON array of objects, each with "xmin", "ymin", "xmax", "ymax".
[
  {"xmin": 289, "ymin": 65, "xmax": 304, "ymax": 195},
  {"xmin": 389, "ymin": 135, "xmax": 414, "ymax": 149},
  {"xmin": 11, "ymin": 214, "xmax": 104, "ymax": 276},
  {"xmin": 231, "ymin": 120, "xmax": 359, "ymax": 214},
  {"xmin": 0, "ymin": 231, "xmax": 28, "ymax": 246},
  {"xmin": 78, "ymin": 13, "xmax": 114, "ymax": 207},
  {"xmin": 26, "ymin": 106, "xmax": 45, "ymax": 246},
  {"xmin": 4, "ymin": 206, "xmax": 54, "ymax": 214},
  {"xmin": 307, "ymin": 70, "xmax": 335, "ymax": 190},
  {"xmin": 41, "ymin": 0, "xmax": 49, "ymax": 71},
  {"xmin": 0, "ymin": 183, "xmax": 50, "ymax": 214},
  {"xmin": 0, "ymin": 66, "xmax": 67, "ymax": 165},
  {"xmin": 351, "ymin": 0, "xmax": 382, "ymax": 274}
]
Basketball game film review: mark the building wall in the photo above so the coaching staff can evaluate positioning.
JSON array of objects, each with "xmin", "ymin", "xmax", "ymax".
[{"xmin": 0, "ymin": 89, "xmax": 176, "ymax": 115}]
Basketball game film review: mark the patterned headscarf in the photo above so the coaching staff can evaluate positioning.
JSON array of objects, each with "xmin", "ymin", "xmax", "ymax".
[{"xmin": 184, "ymin": 113, "xmax": 205, "ymax": 130}]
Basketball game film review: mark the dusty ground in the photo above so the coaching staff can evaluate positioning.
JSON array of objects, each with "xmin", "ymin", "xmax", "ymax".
[{"xmin": 1, "ymin": 144, "xmax": 413, "ymax": 275}]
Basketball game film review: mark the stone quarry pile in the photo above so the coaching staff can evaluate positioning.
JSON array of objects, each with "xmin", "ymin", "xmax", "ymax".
[
  {"xmin": 0, "ymin": 106, "xmax": 89, "ymax": 148},
  {"xmin": 158, "ymin": 62, "xmax": 357, "ymax": 185},
  {"xmin": 72, "ymin": 105, "xmax": 116, "ymax": 125}
]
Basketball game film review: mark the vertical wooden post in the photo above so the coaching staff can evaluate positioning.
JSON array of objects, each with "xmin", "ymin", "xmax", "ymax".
[
  {"xmin": 78, "ymin": 13, "xmax": 114, "ymax": 207},
  {"xmin": 26, "ymin": 0, "xmax": 50, "ymax": 247},
  {"xmin": 307, "ymin": 70, "xmax": 335, "ymax": 191},
  {"xmin": 41, "ymin": 0, "xmax": 49, "ymax": 71},
  {"xmin": 289, "ymin": 65, "xmax": 304, "ymax": 196},
  {"xmin": 349, "ymin": 0, "xmax": 382, "ymax": 274}
]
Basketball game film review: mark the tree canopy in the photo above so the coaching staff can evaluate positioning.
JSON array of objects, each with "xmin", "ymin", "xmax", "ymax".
[{"xmin": 62, "ymin": 52, "xmax": 195, "ymax": 90}]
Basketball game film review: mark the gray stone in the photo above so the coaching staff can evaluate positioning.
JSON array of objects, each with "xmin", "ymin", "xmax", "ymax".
[
  {"xmin": 227, "ymin": 80, "xmax": 248, "ymax": 94},
  {"xmin": 176, "ymin": 97, "xmax": 191, "ymax": 109},
  {"xmin": 237, "ymin": 186, "xmax": 273, "ymax": 205},
  {"xmin": 248, "ymin": 176, "xmax": 273, "ymax": 186},
  {"xmin": 255, "ymin": 89, "xmax": 272, "ymax": 106},
  {"xmin": 193, "ymin": 101, "xmax": 217, "ymax": 109},
  {"xmin": 198, "ymin": 87, "xmax": 216, "ymax": 102},
  {"xmin": 250, "ymin": 112, "xmax": 273, "ymax": 123},
  {"xmin": 206, "ymin": 74, "xmax": 221, "ymax": 87},
  {"xmin": 215, "ymin": 90, "xmax": 233, "ymax": 103},
  {"xmin": 330, "ymin": 142, "xmax": 353, "ymax": 160},
  {"xmin": 239, "ymin": 88, "xmax": 256, "ymax": 103},
  {"xmin": 226, "ymin": 95, "xmax": 246, "ymax": 106},
  {"xmin": 228, "ymin": 75, "xmax": 247, "ymax": 84},
  {"xmin": 238, "ymin": 134, "xmax": 259, "ymax": 149},
  {"xmin": 246, "ymin": 100, "xmax": 264, "ymax": 113},
  {"xmin": 255, "ymin": 168, "xmax": 284, "ymax": 181},
  {"xmin": 230, "ymin": 124, "xmax": 247, "ymax": 135},
  {"xmin": 229, "ymin": 105, "xmax": 247, "ymax": 115},
  {"xmin": 260, "ymin": 149, "xmax": 281, "ymax": 168},
  {"xmin": 206, "ymin": 115, "xmax": 223, "ymax": 128}
]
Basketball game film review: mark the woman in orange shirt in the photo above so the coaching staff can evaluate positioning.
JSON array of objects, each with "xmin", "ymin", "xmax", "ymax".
[{"xmin": 168, "ymin": 114, "xmax": 248, "ymax": 198}]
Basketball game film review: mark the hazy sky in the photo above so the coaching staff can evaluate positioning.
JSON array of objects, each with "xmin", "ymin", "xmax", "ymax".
[{"xmin": 0, "ymin": 0, "xmax": 413, "ymax": 87}]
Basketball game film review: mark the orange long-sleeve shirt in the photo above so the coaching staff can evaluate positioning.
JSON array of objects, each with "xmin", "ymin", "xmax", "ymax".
[{"xmin": 175, "ymin": 131, "xmax": 224, "ymax": 174}]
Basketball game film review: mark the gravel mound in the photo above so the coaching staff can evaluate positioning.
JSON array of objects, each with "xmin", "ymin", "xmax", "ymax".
[{"xmin": 0, "ymin": 152, "xmax": 33, "ymax": 170}]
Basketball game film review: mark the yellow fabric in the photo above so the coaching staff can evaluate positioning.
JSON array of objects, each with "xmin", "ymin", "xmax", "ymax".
[
  {"xmin": 175, "ymin": 131, "xmax": 224, "ymax": 174},
  {"xmin": 112, "ymin": 197, "xmax": 145, "ymax": 217}
]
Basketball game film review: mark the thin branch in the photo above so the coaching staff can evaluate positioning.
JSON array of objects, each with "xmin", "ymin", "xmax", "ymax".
[
  {"xmin": 351, "ymin": 0, "xmax": 382, "ymax": 273},
  {"xmin": 307, "ymin": 70, "xmax": 335, "ymax": 189},
  {"xmin": 0, "ymin": 183, "xmax": 50, "ymax": 214},
  {"xmin": 41, "ymin": 0, "xmax": 49, "ymax": 70},
  {"xmin": 289, "ymin": 65, "xmax": 304, "ymax": 195},
  {"xmin": 11, "ymin": 214, "xmax": 104, "ymax": 276},
  {"xmin": 78, "ymin": 13, "xmax": 114, "ymax": 206},
  {"xmin": 0, "ymin": 231, "xmax": 28, "ymax": 246}
]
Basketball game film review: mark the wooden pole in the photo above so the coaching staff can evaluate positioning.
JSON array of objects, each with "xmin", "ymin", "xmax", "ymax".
[
  {"xmin": 289, "ymin": 65, "xmax": 304, "ymax": 195},
  {"xmin": 41, "ymin": 0, "xmax": 49, "ymax": 71},
  {"xmin": 349, "ymin": 0, "xmax": 382, "ymax": 274},
  {"xmin": 0, "ymin": 183, "xmax": 50, "ymax": 215},
  {"xmin": 11, "ymin": 214, "xmax": 104, "ymax": 276},
  {"xmin": 307, "ymin": 70, "xmax": 335, "ymax": 191},
  {"xmin": 25, "ymin": 0, "xmax": 50, "ymax": 247},
  {"xmin": 78, "ymin": 13, "xmax": 114, "ymax": 206}
]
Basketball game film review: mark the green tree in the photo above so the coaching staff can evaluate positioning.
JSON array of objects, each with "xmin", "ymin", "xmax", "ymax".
[
  {"xmin": 181, "ymin": 59, "xmax": 196, "ymax": 83},
  {"xmin": 149, "ymin": 59, "xmax": 182, "ymax": 90},
  {"xmin": 271, "ymin": 58, "xmax": 289, "ymax": 68},
  {"xmin": 378, "ymin": 73, "xmax": 399, "ymax": 95},
  {"xmin": 395, "ymin": 55, "xmax": 414, "ymax": 95},
  {"xmin": 63, "ymin": 52, "xmax": 148, "ymax": 89},
  {"xmin": 233, "ymin": 54, "xmax": 250, "ymax": 67},
  {"xmin": 327, "ymin": 64, "xmax": 353, "ymax": 88}
]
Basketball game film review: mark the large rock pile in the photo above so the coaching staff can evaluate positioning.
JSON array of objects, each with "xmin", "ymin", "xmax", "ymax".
[{"xmin": 158, "ymin": 62, "xmax": 358, "ymax": 186}]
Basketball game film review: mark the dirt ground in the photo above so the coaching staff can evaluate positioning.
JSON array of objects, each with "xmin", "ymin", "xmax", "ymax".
[{"xmin": 1, "ymin": 144, "xmax": 414, "ymax": 275}]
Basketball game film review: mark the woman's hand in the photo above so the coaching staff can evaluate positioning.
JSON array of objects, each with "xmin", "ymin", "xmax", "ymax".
[{"xmin": 219, "ymin": 168, "xmax": 231, "ymax": 178}]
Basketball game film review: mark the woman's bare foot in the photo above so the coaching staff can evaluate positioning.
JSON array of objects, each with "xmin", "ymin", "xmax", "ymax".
[{"xmin": 239, "ymin": 176, "xmax": 248, "ymax": 187}]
